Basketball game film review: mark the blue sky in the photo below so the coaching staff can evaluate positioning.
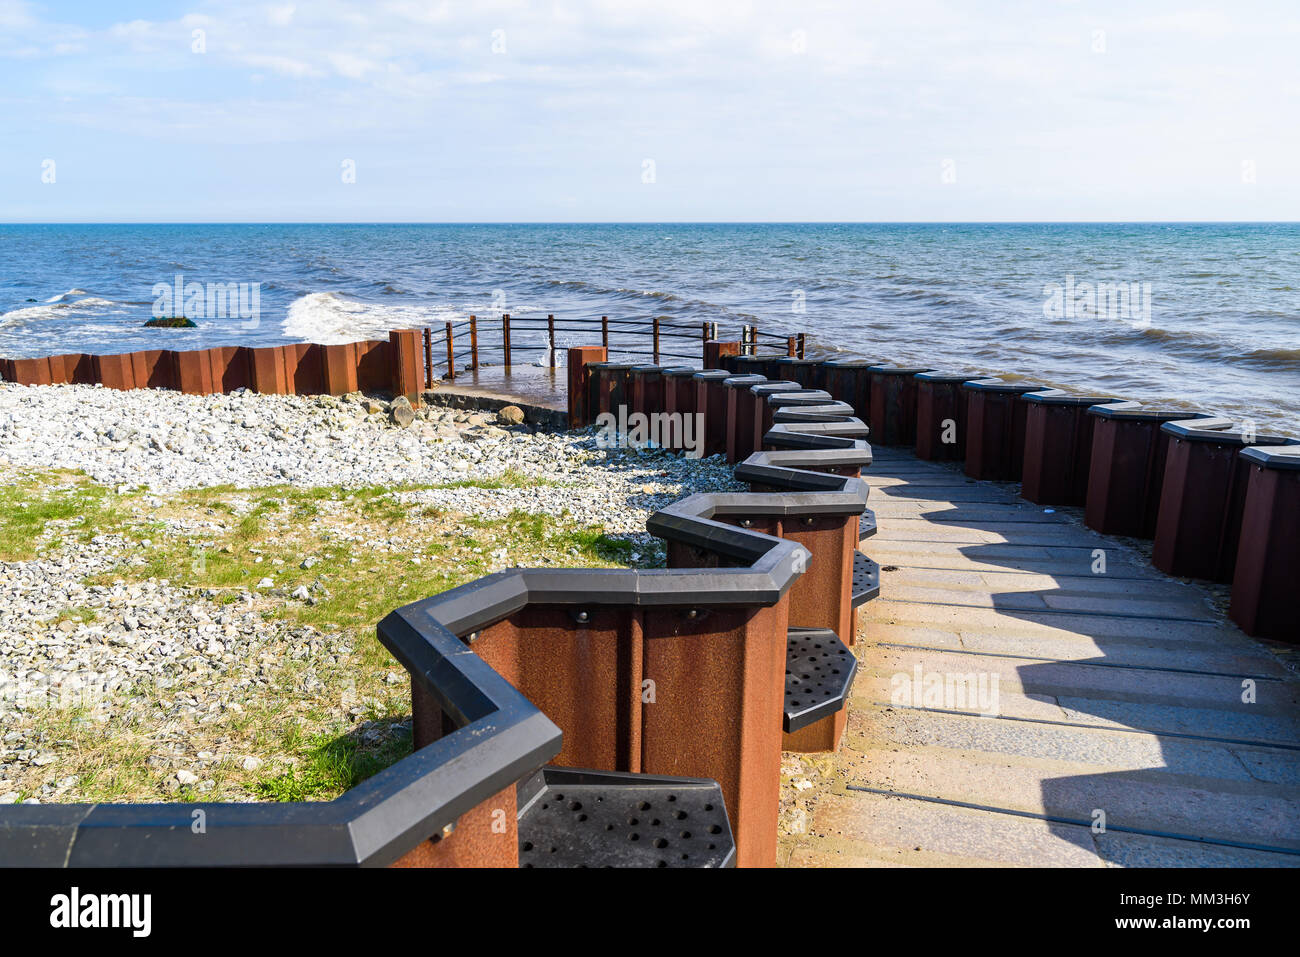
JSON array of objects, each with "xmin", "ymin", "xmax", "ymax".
[{"xmin": 2, "ymin": 0, "xmax": 1297, "ymax": 222}]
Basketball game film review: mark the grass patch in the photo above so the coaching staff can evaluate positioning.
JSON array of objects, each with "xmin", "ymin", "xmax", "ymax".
[
  {"xmin": 4, "ymin": 467, "xmax": 643, "ymax": 804},
  {"xmin": 0, "ymin": 470, "xmax": 141, "ymax": 560},
  {"xmin": 253, "ymin": 726, "xmax": 413, "ymax": 802}
]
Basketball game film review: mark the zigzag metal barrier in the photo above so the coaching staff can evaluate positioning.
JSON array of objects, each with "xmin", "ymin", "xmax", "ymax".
[
  {"xmin": 707, "ymin": 349, "xmax": 1300, "ymax": 644},
  {"xmin": 576, "ymin": 343, "xmax": 1299, "ymax": 641},
  {"xmin": 6, "ymin": 339, "xmax": 1293, "ymax": 867},
  {"xmin": 380, "ymin": 349, "xmax": 883, "ymax": 866},
  {"xmin": 0, "ymin": 345, "xmax": 876, "ymax": 869}
]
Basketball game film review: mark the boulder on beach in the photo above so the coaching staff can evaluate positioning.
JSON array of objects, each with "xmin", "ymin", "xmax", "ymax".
[
  {"xmin": 389, "ymin": 395, "xmax": 415, "ymax": 428},
  {"xmin": 498, "ymin": 405, "xmax": 525, "ymax": 426}
]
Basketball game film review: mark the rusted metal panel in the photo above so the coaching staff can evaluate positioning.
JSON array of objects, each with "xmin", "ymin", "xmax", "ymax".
[
  {"xmin": 774, "ymin": 357, "xmax": 820, "ymax": 389},
  {"xmin": 322, "ymin": 342, "xmax": 360, "ymax": 395},
  {"xmin": 639, "ymin": 603, "xmax": 787, "ymax": 869},
  {"xmin": 248, "ymin": 344, "xmax": 290, "ymax": 394},
  {"xmin": 93, "ymin": 352, "xmax": 138, "ymax": 391},
  {"xmin": 127, "ymin": 350, "xmax": 174, "ymax": 390},
  {"xmin": 1021, "ymin": 392, "xmax": 1118, "ymax": 505},
  {"xmin": 915, "ymin": 372, "xmax": 973, "ymax": 461},
  {"xmin": 962, "ymin": 379, "xmax": 1042, "ymax": 481},
  {"xmin": 210, "ymin": 346, "xmax": 252, "ymax": 393},
  {"xmin": 724, "ymin": 374, "xmax": 767, "ymax": 463},
  {"xmin": 730, "ymin": 355, "xmax": 770, "ymax": 379},
  {"xmin": 704, "ymin": 340, "xmax": 740, "ymax": 368},
  {"xmin": 745, "ymin": 381, "xmax": 799, "ymax": 455},
  {"xmin": 821, "ymin": 358, "xmax": 872, "ymax": 423},
  {"xmin": 472, "ymin": 610, "xmax": 640, "ymax": 774},
  {"xmin": 566, "ymin": 346, "xmax": 607, "ymax": 426},
  {"xmin": 389, "ymin": 784, "xmax": 519, "ymax": 868},
  {"xmin": 630, "ymin": 364, "xmax": 666, "ymax": 417},
  {"xmin": 355, "ymin": 339, "xmax": 391, "ymax": 393},
  {"xmin": 1230, "ymin": 447, "xmax": 1300, "ymax": 640},
  {"xmin": 8, "ymin": 356, "xmax": 55, "ymax": 385},
  {"xmin": 589, "ymin": 361, "xmax": 634, "ymax": 418},
  {"xmin": 694, "ymin": 370, "xmax": 733, "ymax": 457},
  {"xmin": 465, "ymin": 591, "xmax": 791, "ymax": 868},
  {"xmin": 868, "ymin": 365, "xmax": 931, "ymax": 446},
  {"xmin": 1085, "ymin": 405, "xmax": 1225, "ymax": 537},
  {"xmin": 285, "ymin": 342, "xmax": 326, "ymax": 396},
  {"xmin": 388, "ymin": 328, "xmax": 422, "ymax": 403},
  {"xmin": 47, "ymin": 353, "xmax": 95, "ymax": 385},
  {"xmin": 1153, "ymin": 422, "xmax": 1298, "ymax": 582},
  {"xmin": 171, "ymin": 347, "xmax": 216, "ymax": 394}
]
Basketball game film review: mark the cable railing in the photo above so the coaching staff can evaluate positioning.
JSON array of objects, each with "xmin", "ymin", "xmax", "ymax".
[{"xmin": 419, "ymin": 314, "xmax": 807, "ymax": 385}]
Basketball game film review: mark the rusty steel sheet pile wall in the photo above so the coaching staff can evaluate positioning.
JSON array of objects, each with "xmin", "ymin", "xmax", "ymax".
[
  {"xmin": 560, "ymin": 347, "xmax": 884, "ymax": 859},
  {"xmin": 381, "ymin": 352, "xmax": 886, "ymax": 867},
  {"xmin": 1, "ymin": 336, "xmax": 407, "ymax": 401},
  {"xmin": 570, "ymin": 351, "xmax": 1298, "ymax": 642}
]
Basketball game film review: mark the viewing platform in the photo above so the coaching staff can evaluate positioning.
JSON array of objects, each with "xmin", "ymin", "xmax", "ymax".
[{"xmin": 783, "ymin": 446, "xmax": 1299, "ymax": 867}]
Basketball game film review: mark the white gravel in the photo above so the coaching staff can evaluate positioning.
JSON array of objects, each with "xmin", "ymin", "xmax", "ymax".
[{"xmin": 0, "ymin": 382, "xmax": 739, "ymax": 501}]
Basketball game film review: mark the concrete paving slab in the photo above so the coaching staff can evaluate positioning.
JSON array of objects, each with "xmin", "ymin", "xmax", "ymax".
[{"xmin": 840, "ymin": 747, "xmax": 1300, "ymax": 851}]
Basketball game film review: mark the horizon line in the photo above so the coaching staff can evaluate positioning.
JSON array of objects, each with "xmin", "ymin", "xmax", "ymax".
[{"xmin": 3, "ymin": 220, "xmax": 1299, "ymax": 227}]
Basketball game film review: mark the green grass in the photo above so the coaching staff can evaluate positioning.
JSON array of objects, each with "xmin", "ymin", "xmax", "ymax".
[
  {"xmin": 253, "ymin": 726, "xmax": 413, "ymax": 802},
  {"xmin": 5, "ymin": 467, "xmax": 642, "ymax": 804},
  {"xmin": 0, "ymin": 471, "xmax": 141, "ymax": 560}
]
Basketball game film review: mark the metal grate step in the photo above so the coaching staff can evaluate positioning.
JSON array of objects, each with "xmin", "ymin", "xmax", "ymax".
[
  {"xmin": 784, "ymin": 627, "xmax": 857, "ymax": 732},
  {"xmin": 852, "ymin": 551, "xmax": 880, "ymax": 606},
  {"xmin": 859, "ymin": 509, "xmax": 877, "ymax": 540},
  {"xmin": 516, "ymin": 767, "xmax": 735, "ymax": 868}
]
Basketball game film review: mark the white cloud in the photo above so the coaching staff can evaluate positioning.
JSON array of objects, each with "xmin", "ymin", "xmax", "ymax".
[{"xmin": 4, "ymin": 0, "xmax": 1299, "ymax": 219}]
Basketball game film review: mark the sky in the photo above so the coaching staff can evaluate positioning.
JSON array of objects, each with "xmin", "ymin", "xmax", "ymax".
[{"xmin": 1, "ymin": 0, "xmax": 1298, "ymax": 222}]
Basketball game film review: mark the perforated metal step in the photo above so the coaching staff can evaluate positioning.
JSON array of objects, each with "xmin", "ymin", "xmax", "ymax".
[
  {"xmin": 516, "ymin": 767, "xmax": 735, "ymax": 868},
  {"xmin": 852, "ymin": 551, "xmax": 880, "ymax": 606},
  {"xmin": 784, "ymin": 627, "xmax": 857, "ymax": 732},
  {"xmin": 859, "ymin": 509, "xmax": 877, "ymax": 540}
]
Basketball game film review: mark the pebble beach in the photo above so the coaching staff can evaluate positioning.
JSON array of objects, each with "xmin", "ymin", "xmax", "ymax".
[{"xmin": 0, "ymin": 382, "xmax": 741, "ymax": 805}]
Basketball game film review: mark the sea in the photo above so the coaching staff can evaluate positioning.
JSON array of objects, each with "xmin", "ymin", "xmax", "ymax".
[{"xmin": 0, "ymin": 223, "xmax": 1296, "ymax": 433}]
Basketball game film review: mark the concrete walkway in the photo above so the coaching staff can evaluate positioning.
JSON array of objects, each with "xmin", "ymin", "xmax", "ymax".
[{"xmin": 781, "ymin": 447, "xmax": 1300, "ymax": 867}]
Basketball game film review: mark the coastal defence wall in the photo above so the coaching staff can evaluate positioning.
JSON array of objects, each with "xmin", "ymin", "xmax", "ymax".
[
  {"xmin": 0, "ymin": 329, "xmax": 426, "ymax": 403},
  {"xmin": 1, "ymin": 334, "xmax": 1293, "ymax": 867},
  {"xmin": 570, "ymin": 346, "xmax": 1299, "ymax": 644},
  {"xmin": 0, "ymin": 358, "xmax": 879, "ymax": 868}
]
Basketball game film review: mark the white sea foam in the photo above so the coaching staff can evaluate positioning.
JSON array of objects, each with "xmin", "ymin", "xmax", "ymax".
[
  {"xmin": 282, "ymin": 291, "xmax": 460, "ymax": 344},
  {"xmin": 44, "ymin": 288, "xmax": 90, "ymax": 303},
  {"xmin": 0, "ymin": 296, "xmax": 122, "ymax": 326}
]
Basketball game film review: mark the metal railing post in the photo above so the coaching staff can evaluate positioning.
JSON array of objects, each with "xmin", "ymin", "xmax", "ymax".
[
  {"xmin": 548, "ymin": 313, "xmax": 556, "ymax": 368},
  {"xmin": 470, "ymin": 315, "xmax": 478, "ymax": 370},
  {"xmin": 423, "ymin": 327, "xmax": 433, "ymax": 388},
  {"xmin": 446, "ymin": 321, "xmax": 455, "ymax": 380},
  {"xmin": 602, "ymin": 315, "xmax": 609, "ymax": 350},
  {"xmin": 653, "ymin": 316, "xmax": 660, "ymax": 364},
  {"xmin": 503, "ymin": 313, "xmax": 511, "ymax": 367}
]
